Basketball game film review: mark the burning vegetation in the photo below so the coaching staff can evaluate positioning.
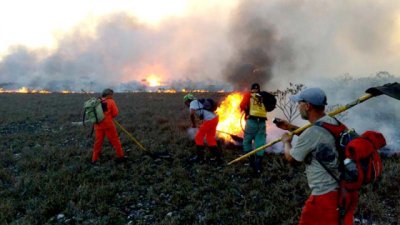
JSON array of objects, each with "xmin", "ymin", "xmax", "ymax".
[{"xmin": 216, "ymin": 92, "xmax": 246, "ymax": 143}]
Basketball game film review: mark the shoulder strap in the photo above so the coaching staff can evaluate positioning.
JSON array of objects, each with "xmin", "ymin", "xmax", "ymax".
[
  {"xmin": 88, "ymin": 125, "xmax": 95, "ymax": 138},
  {"xmin": 315, "ymin": 118, "xmax": 347, "ymax": 139},
  {"xmin": 196, "ymin": 100, "xmax": 204, "ymax": 119},
  {"xmin": 314, "ymin": 118, "xmax": 347, "ymax": 182},
  {"xmin": 197, "ymin": 99, "xmax": 204, "ymax": 109},
  {"xmin": 82, "ymin": 108, "xmax": 87, "ymax": 127},
  {"xmin": 315, "ymin": 118, "xmax": 347, "ymax": 161},
  {"xmin": 315, "ymin": 157, "xmax": 340, "ymax": 183}
]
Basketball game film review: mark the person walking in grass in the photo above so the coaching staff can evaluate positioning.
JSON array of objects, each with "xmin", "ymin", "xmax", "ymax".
[
  {"xmin": 183, "ymin": 93, "xmax": 222, "ymax": 164},
  {"xmin": 276, "ymin": 87, "xmax": 358, "ymax": 225},
  {"xmin": 92, "ymin": 89, "xmax": 126, "ymax": 164}
]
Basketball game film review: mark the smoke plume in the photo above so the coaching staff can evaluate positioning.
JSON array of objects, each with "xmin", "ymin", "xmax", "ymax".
[
  {"xmin": 222, "ymin": 1, "xmax": 294, "ymax": 90},
  {"xmin": 0, "ymin": 10, "xmax": 231, "ymax": 92},
  {"xmin": 1, "ymin": 0, "xmax": 400, "ymax": 92},
  {"xmin": 223, "ymin": 0, "xmax": 400, "ymax": 90}
]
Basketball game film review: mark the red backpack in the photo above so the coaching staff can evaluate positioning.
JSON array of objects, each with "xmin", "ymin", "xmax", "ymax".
[{"xmin": 316, "ymin": 120, "xmax": 386, "ymax": 191}]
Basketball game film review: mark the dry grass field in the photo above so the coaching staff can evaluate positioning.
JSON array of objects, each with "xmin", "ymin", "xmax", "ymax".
[{"xmin": 0, "ymin": 92, "xmax": 399, "ymax": 224}]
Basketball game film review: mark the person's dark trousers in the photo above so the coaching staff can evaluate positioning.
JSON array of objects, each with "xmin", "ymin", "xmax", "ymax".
[
  {"xmin": 248, "ymin": 155, "xmax": 263, "ymax": 174},
  {"xmin": 209, "ymin": 146, "xmax": 223, "ymax": 164},
  {"xmin": 253, "ymin": 155, "xmax": 263, "ymax": 174},
  {"xmin": 189, "ymin": 145, "xmax": 205, "ymax": 163}
]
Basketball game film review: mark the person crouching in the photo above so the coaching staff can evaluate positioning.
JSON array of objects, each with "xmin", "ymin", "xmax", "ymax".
[{"xmin": 184, "ymin": 93, "xmax": 222, "ymax": 164}]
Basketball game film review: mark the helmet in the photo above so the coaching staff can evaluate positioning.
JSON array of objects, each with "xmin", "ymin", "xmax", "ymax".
[{"xmin": 183, "ymin": 93, "xmax": 196, "ymax": 102}]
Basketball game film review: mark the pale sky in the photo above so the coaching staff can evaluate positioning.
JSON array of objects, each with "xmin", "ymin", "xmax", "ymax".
[
  {"xmin": 1, "ymin": 0, "xmax": 400, "ymax": 92},
  {"xmin": 0, "ymin": 0, "xmax": 237, "ymax": 54}
]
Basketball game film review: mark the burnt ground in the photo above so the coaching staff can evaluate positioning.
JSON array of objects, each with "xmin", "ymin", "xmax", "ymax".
[{"xmin": 0, "ymin": 93, "xmax": 399, "ymax": 225}]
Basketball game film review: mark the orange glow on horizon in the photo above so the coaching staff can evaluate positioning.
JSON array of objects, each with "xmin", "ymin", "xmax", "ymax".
[
  {"xmin": 140, "ymin": 72, "xmax": 165, "ymax": 87},
  {"xmin": 146, "ymin": 74, "xmax": 162, "ymax": 87},
  {"xmin": 0, "ymin": 87, "xmax": 226, "ymax": 94},
  {"xmin": 0, "ymin": 87, "xmax": 51, "ymax": 94}
]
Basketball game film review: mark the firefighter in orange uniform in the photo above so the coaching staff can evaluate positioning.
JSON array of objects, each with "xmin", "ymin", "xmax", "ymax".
[{"xmin": 92, "ymin": 88, "xmax": 126, "ymax": 164}]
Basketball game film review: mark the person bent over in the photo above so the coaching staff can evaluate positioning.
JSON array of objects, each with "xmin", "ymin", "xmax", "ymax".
[
  {"xmin": 184, "ymin": 93, "xmax": 222, "ymax": 164},
  {"xmin": 92, "ymin": 89, "xmax": 126, "ymax": 164}
]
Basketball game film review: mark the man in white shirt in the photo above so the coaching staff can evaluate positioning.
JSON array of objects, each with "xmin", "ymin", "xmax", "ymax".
[{"xmin": 184, "ymin": 93, "xmax": 222, "ymax": 164}]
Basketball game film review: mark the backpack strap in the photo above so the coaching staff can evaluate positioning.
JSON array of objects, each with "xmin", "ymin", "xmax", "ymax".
[
  {"xmin": 311, "ymin": 119, "xmax": 343, "ymax": 181},
  {"xmin": 86, "ymin": 125, "xmax": 95, "ymax": 138},
  {"xmin": 314, "ymin": 157, "xmax": 340, "ymax": 183},
  {"xmin": 315, "ymin": 118, "xmax": 348, "ymax": 177},
  {"xmin": 197, "ymin": 99, "xmax": 205, "ymax": 120},
  {"xmin": 315, "ymin": 117, "xmax": 347, "ymax": 140},
  {"xmin": 82, "ymin": 108, "xmax": 87, "ymax": 127},
  {"xmin": 94, "ymin": 108, "xmax": 99, "ymax": 123}
]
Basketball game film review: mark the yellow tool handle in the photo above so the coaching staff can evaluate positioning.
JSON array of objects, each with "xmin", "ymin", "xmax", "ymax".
[{"xmin": 114, "ymin": 120, "xmax": 148, "ymax": 152}]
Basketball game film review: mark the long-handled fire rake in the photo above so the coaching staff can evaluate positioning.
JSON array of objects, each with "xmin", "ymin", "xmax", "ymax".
[
  {"xmin": 217, "ymin": 130, "xmax": 244, "ymax": 143},
  {"xmin": 228, "ymin": 82, "xmax": 400, "ymax": 165},
  {"xmin": 113, "ymin": 120, "xmax": 171, "ymax": 160},
  {"xmin": 114, "ymin": 120, "xmax": 147, "ymax": 152}
]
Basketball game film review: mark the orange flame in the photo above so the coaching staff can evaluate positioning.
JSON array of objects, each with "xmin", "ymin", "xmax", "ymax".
[
  {"xmin": 216, "ymin": 92, "xmax": 245, "ymax": 142},
  {"xmin": 61, "ymin": 90, "xmax": 76, "ymax": 94},
  {"xmin": 156, "ymin": 89, "xmax": 177, "ymax": 93},
  {"xmin": 181, "ymin": 89, "xmax": 225, "ymax": 93},
  {"xmin": 0, "ymin": 87, "xmax": 51, "ymax": 94},
  {"xmin": 143, "ymin": 74, "xmax": 162, "ymax": 87}
]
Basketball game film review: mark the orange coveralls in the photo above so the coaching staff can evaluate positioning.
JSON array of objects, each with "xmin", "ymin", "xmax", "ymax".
[
  {"xmin": 92, "ymin": 98, "xmax": 124, "ymax": 162},
  {"xmin": 194, "ymin": 116, "xmax": 219, "ymax": 147}
]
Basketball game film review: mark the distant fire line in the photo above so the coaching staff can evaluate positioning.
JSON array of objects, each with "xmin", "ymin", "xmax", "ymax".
[
  {"xmin": 0, "ymin": 87, "xmax": 75, "ymax": 94},
  {"xmin": 0, "ymin": 87, "xmax": 226, "ymax": 94}
]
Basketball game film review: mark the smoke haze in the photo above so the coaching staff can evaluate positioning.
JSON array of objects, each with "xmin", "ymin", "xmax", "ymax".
[
  {"xmin": 0, "ymin": 9, "xmax": 232, "ymax": 91},
  {"xmin": 1, "ymin": 0, "xmax": 400, "ymax": 91}
]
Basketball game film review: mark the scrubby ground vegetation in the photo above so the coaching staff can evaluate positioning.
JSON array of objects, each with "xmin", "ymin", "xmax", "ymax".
[{"xmin": 1, "ymin": 80, "xmax": 400, "ymax": 224}]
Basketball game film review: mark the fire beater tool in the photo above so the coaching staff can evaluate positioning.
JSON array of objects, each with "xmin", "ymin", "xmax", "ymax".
[
  {"xmin": 217, "ymin": 130, "xmax": 244, "ymax": 143},
  {"xmin": 114, "ymin": 120, "xmax": 172, "ymax": 160}
]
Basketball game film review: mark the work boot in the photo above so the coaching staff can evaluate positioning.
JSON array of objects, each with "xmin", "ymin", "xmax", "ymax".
[
  {"xmin": 248, "ymin": 155, "xmax": 256, "ymax": 169},
  {"xmin": 189, "ymin": 146, "xmax": 205, "ymax": 164},
  {"xmin": 209, "ymin": 146, "xmax": 223, "ymax": 165},
  {"xmin": 253, "ymin": 155, "xmax": 263, "ymax": 174},
  {"xmin": 115, "ymin": 156, "xmax": 128, "ymax": 164}
]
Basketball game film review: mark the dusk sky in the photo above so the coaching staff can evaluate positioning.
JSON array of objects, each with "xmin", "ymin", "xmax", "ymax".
[{"xmin": 1, "ymin": 0, "xmax": 400, "ymax": 91}]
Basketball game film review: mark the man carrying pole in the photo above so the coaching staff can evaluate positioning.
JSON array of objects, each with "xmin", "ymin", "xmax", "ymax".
[
  {"xmin": 228, "ymin": 82, "xmax": 400, "ymax": 165},
  {"xmin": 278, "ymin": 87, "xmax": 357, "ymax": 225},
  {"xmin": 228, "ymin": 82, "xmax": 400, "ymax": 224}
]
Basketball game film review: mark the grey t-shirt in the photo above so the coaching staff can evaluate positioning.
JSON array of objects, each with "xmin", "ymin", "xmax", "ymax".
[
  {"xmin": 189, "ymin": 100, "xmax": 217, "ymax": 121},
  {"xmin": 290, "ymin": 115, "xmax": 339, "ymax": 195}
]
